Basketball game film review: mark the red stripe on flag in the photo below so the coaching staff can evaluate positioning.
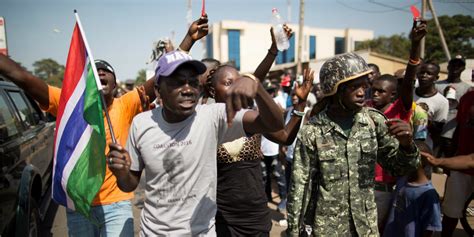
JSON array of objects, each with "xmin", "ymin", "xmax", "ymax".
[{"xmin": 56, "ymin": 23, "xmax": 87, "ymax": 128}]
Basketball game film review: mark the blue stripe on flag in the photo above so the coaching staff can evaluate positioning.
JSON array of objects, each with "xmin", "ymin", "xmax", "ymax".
[{"xmin": 53, "ymin": 91, "xmax": 88, "ymax": 206}]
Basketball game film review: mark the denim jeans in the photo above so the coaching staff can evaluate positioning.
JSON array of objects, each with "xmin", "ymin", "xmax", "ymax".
[{"xmin": 66, "ymin": 200, "xmax": 134, "ymax": 237}]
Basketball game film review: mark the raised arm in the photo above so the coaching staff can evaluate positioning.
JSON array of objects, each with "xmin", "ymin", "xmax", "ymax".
[
  {"xmin": 0, "ymin": 54, "xmax": 49, "ymax": 107},
  {"xmin": 264, "ymin": 69, "xmax": 314, "ymax": 145},
  {"xmin": 401, "ymin": 19, "xmax": 427, "ymax": 110},
  {"xmin": 142, "ymin": 15, "xmax": 209, "ymax": 103},
  {"xmin": 178, "ymin": 14, "xmax": 209, "ymax": 53},
  {"xmin": 254, "ymin": 25, "xmax": 293, "ymax": 81}
]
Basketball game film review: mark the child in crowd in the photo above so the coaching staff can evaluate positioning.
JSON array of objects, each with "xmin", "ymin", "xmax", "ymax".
[{"xmin": 383, "ymin": 141, "xmax": 442, "ymax": 237}]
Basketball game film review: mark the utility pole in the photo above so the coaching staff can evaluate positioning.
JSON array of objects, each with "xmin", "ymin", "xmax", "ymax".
[
  {"xmin": 427, "ymin": 0, "xmax": 451, "ymax": 61},
  {"xmin": 296, "ymin": 0, "xmax": 304, "ymax": 75},
  {"xmin": 420, "ymin": 0, "xmax": 426, "ymax": 59}
]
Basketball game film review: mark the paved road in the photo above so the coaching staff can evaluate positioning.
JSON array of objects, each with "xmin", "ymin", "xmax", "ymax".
[{"xmin": 43, "ymin": 173, "xmax": 472, "ymax": 236}]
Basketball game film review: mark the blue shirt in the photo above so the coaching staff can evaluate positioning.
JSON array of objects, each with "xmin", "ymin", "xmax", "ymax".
[{"xmin": 383, "ymin": 178, "xmax": 442, "ymax": 237}]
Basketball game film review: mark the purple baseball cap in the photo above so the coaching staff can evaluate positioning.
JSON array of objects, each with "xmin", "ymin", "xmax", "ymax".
[{"xmin": 155, "ymin": 50, "xmax": 207, "ymax": 84}]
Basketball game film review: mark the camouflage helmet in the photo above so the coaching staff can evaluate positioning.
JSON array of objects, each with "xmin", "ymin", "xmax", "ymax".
[{"xmin": 319, "ymin": 52, "xmax": 372, "ymax": 97}]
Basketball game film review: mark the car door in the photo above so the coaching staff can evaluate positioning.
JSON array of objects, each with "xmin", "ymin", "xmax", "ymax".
[
  {"xmin": 5, "ymin": 89, "xmax": 54, "ymax": 190},
  {"xmin": 0, "ymin": 87, "xmax": 24, "ymax": 235}
]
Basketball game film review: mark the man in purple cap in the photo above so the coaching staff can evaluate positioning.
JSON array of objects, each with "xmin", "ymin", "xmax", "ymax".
[
  {"xmin": 0, "ymin": 15, "xmax": 211, "ymax": 236},
  {"xmin": 107, "ymin": 50, "xmax": 284, "ymax": 236}
]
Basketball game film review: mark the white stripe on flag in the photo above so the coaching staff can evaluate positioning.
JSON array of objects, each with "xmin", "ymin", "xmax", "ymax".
[
  {"xmin": 52, "ymin": 58, "xmax": 89, "ymax": 207},
  {"xmin": 53, "ymin": 58, "xmax": 90, "ymax": 159},
  {"xmin": 62, "ymin": 125, "xmax": 93, "ymax": 210}
]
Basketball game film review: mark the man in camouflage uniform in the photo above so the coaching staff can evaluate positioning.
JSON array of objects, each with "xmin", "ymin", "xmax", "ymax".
[{"xmin": 286, "ymin": 53, "xmax": 420, "ymax": 236}]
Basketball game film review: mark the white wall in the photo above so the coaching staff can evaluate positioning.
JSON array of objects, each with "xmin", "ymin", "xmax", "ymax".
[{"xmin": 208, "ymin": 20, "xmax": 374, "ymax": 73}]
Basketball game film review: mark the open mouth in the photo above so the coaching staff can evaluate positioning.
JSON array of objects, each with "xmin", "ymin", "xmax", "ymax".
[{"xmin": 179, "ymin": 100, "xmax": 196, "ymax": 109}]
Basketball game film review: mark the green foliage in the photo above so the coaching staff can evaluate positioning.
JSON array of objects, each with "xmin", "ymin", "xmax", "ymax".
[
  {"xmin": 32, "ymin": 58, "xmax": 64, "ymax": 87},
  {"xmin": 355, "ymin": 14, "xmax": 474, "ymax": 62},
  {"xmin": 135, "ymin": 69, "xmax": 146, "ymax": 86},
  {"xmin": 355, "ymin": 34, "xmax": 411, "ymax": 59},
  {"xmin": 425, "ymin": 14, "xmax": 474, "ymax": 63}
]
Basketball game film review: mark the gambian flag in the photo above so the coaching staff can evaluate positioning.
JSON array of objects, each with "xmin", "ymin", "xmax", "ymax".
[{"xmin": 52, "ymin": 19, "xmax": 106, "ymax": 218}]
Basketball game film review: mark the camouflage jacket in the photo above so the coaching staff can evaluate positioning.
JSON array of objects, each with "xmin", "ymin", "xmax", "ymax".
[{"xmin": 287, "ymin": 107, "xmax": 420, "ymax": 236}]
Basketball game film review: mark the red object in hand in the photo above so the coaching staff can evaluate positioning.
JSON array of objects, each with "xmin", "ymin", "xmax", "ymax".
[
  {"xmin": 410, "ymin": 5, "xmax": 420, "ymax": 20},
  {"xmin": 201, "ymin": 0, "xmax": 206, "ymax": 16}
]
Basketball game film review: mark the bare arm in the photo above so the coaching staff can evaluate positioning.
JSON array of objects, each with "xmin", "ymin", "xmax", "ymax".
[
  {"xmin": 240, "ymin": 80, "xmax": 285, "ymax": 134},
  {"xmin": 224, "ymin": 74, "xmax": 284, "ymax": 133},
  {"xmin": 0, "ymin": 54, "xmax": 49, "ymax": 107},
  {"xmin": 264, "ymin": 69, "xmax": 314, "ymax": 145},
  {"xmin": 142, "ymin": 15, "xmax": 209, "ymax": 103},
  {"xmin": 401, "ymin": 19, "xmax": 427, "ymax": 111},
  {"xmin": 422, "ymin": 152, "xmax": 474, "ymax": 171},
  {"xmin": 178, "ymin": 14, "xmax": 209, "ymax": 53},
  {"xmin": 253, "ymin": 25, "xmax": 292, "ymax": 81}
]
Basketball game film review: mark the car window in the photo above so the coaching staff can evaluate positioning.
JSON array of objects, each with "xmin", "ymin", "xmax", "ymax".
[
  {"xmin": 0, "ymin": 94, "xmax": 19, "ymax": 142},
  {"xmin": 7, "ymin": 91, "xmax": 39, "ymax": 129}
]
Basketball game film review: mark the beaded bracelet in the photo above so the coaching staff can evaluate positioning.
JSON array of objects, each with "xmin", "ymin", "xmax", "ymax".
[
  {"xmin": 409, "ymin": 58, "xmax": 420, "ymax": 65},
  {"xmin": 177, "ymin": 47, "xmax": 189, "ymax": 54},
  {"xmin": 291, "ymin": 109, "xmax": 306, "ymax": 117}
]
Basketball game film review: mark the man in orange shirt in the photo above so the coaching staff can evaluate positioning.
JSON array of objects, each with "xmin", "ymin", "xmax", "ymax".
[{"xmin": 0, "ymin": 15, "xmax": 209, "ymax": 237}]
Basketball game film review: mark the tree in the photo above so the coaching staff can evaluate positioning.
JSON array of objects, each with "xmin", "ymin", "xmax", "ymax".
[
  {"xmin": 425, "ymin": 14, "xmax": 474, "ymax": 62},
  {"xmin": 134, "ymin": 69, "xmax": 146, "ymax": 86},
  {"xmin": 32, "ymin": 58, "xmax": 64, "ymax": 87},
  {"xmin": 355, "ymin": 14, "xmax": 474, "ymax": 62},
  {"xmin": 355, "ymin": 34, "xmax": 411, "ymax": 59}
]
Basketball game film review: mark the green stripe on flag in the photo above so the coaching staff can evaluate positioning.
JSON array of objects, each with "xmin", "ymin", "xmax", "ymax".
[
  {"xmin": 67, "ymin": 63, "xmax": 106, "ymax": 218},
  {"xmin": 67, "ymin": 136, "xmax": 105, "ymax": 217}
]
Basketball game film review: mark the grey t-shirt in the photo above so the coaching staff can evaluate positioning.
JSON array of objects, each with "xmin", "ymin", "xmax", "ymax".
[
  {"xmin": 435, "ymin": 80, "xmax": 472, "ymax": 102},
  {"xmin": 435, "ymin": 81, "xmax": 472, "ymax": 138},
  {"xmin": 127, "ymin": 103, "xmax": 247, "ymax": 236}
]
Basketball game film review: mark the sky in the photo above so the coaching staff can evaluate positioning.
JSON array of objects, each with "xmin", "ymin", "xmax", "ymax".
[{"xmin": 1, "ymin": 0, "xmax": 472, "ymax": 82}]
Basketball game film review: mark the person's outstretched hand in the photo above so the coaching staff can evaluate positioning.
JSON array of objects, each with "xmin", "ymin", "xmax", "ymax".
[
  {"xmin": 420, "ymin": 151, "xmax": 442, "ymax": 166},
  {"xmin": 188, "ymin": 14, "xmax": 209, "ymax": 41},
  {"xmin": 295, "ymin": 68, "xmax": 314, "ymax": 102},
  {"xmin": 107, "ymin": 143, "xmax": 132, "ymax": 179},
  {"xmin": 225, "ymin": 75, "xmax": 259, "ymax": 126},
  {"xmin": 410, "ymin": 18, "xmax": 427, "ymax": 43}
]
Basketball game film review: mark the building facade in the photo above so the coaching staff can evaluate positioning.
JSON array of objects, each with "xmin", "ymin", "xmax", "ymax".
[{"xmin": 205, "ymin": 20, "xmax": 374, "ymax": 73}]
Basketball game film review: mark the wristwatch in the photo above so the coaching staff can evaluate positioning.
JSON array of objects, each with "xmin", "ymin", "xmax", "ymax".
[{"xmin": 291, "ymin": 109, "xmax": 306, "ymax": 117}]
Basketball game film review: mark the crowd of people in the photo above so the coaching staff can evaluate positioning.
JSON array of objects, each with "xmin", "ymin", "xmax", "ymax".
[{"xmin": 0, "ymin": 13, "xmax": 473, "ymax": 237}]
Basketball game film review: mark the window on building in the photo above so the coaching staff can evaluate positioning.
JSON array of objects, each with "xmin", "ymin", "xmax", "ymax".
[
  {"xmin": 206, "ymin": 33, "xmax": 213, "ymax": 58},
  {"xmin": 309, "ymin": 35, "xmax": 316, "ymax": 59},
  {"xmin": 228, "ymin": 30, "xmax": 240, "ymax": 70},
  {"xmin": 276, "ymin": 36, "xmax": 296, "ymax": 65},
  {"xmin": 335, "ymin": 37, "xmax": 345, "ymax": 54}
]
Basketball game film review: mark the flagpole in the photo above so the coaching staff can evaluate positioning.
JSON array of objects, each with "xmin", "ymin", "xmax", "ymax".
[{"xmin": 74, "ymin": 9, "xmax": 118, "ymax": 144}]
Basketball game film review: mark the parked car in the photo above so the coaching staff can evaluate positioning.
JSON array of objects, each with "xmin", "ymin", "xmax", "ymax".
[{"xmin": 0, "ymin": 79, "xmax": 55, "ymax": 236}]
